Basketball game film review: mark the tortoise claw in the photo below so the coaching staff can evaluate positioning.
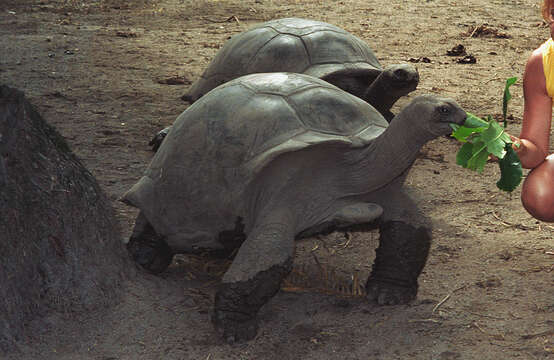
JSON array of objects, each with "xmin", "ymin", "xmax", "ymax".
[
  {"xmin": 212, "ymin": 308, "xmax": 259, "ymax": 344},
  {"xmin": 366, "ymin": 279, "xmax": 417, "ymax": 305}
]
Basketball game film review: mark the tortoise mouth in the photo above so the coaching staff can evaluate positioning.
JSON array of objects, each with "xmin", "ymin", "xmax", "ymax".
[
  {"xmin": 435, "ymin": 113, "xmax": 467, "ymax": 136},
  {"xmin": 389, "ymin": 66, "xmax": 420, "ymax": 91},
  {"xmin": 391, "ymin": 77, "xmax": 419, "ymax": 90},
  {"xmin": 439, "ymin": 109, "xmax": 467, "ymax": 126},
  {"xmin": 392, "ymin": 72, "xmax": 419, "ymax": 84},
  {"xmin": 449, "ymin": 114, "xmax": 467, "ymax": 126}
]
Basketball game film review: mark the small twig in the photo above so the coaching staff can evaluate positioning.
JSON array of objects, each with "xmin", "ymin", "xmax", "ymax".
[
  {"xmin": 432, "ymin": 285, "xmax": 467, "ymax": 313},
  {"xmin": 485, "ymin": 75, "xmax": 500, "ymax": 84},
  {"xmin": 470, "ymin": 23, "xmax": 484, "ymax": 38},
  {"xmin": 340, "ymin": 237, "xmax": 352, "ymax": 248},
  {"xmin": 472, "ymin": 322, "xmax": 505, "ymax": 340},
  {"xmin": 204, "ymin": 15, "xmax": 241, "ymax": 25},
  {"xmin": 432, "ymin": 294, "xmax": 451, "ymax": 313},
  {"xmin": 491, "ymin": 211, "xmax": 534, "ymax": 230},
  {"xmin": 491, "ymin": 211, "xmax": 512, "ymax": 226}
]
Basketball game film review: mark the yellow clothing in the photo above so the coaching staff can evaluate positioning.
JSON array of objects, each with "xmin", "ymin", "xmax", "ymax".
[{"xmin": 541, "ymin": 38, "xmax": 554, "ymax": 98}]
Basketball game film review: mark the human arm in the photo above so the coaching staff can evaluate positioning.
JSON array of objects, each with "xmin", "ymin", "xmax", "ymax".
[{"xmin": 513, "ymin": 48, "xmax": 552, "ymax": 169}]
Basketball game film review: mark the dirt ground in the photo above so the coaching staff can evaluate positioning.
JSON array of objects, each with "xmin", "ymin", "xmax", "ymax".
[{"xmin": 1, "ymin": 0, "xmax": 553, "ymax": 359}]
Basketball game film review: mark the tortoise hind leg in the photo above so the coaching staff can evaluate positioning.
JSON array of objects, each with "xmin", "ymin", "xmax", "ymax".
[
  {"xmin": 365, "ymin": 220, "xmax": 430, "ymax": 305},
  {"xmin": 212, "ymin": 209, "xmax": 295, "ymax": 344},
  {"xmin": 127, "ymin": 212, "xmax": 173, "ymax": 274}
]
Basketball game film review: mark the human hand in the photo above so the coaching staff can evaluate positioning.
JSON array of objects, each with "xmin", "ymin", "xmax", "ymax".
[
  {"xmin": 509, "ymin": 135, "xmax": 523, "ymax": 153},
  {"xmin": 488, "ymin": 134, "xmax": 521, "ymax": 162}
]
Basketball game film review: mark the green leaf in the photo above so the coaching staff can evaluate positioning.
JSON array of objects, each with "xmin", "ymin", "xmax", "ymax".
[
  {"xmin": 453, "ymin": 118, "xmax": 511, "ymax": 172},
  {"xmin": 466, "ymin": 141, "xmax": 489, "ymax": 173},
  {"xmin": 450, "ymin": 112, "xmax": 488, "ymax": 141},
  {"xmin": 502, "ymin": 77, "xmax": 517, "ymax": 127},
  {"xmin": 473, "ymin": 120, "xmax": 508, "ymax": 158},
  {"xmin": 465, "ymin": 112, "xmax": 490, "ymax": 128},
  {"xmin": 456, "ymin": 142, "xmax": 474, "ymax": 167},
  {"xmin": 496, "ymin": 144, "xmax": 523, "ymax": 192},
  {"xmin": 451, "ymin": 125, "xmax": 483, "ymax": 142}
]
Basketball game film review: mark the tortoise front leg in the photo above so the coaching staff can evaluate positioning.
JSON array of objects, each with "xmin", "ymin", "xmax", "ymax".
[
  {"xmin": 212, "ymin": 210, "xmax": 294, "ymax": 344},
  {"xmin": 364, "ymin": 185, "xmax": 431, "ymax": 305},
  {"xmin": 365, "ymin": 220, "xmax": 430, "ymax": 305}
]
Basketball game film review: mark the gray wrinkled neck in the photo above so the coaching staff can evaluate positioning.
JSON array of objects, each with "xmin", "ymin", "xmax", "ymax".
[
  {"xmin": 344, "ymin": 113, "xmax": 427, "ymax": 193},
  {"xmin": 363, "ymin": 73, "xmax": 397, "ymax": 115}
]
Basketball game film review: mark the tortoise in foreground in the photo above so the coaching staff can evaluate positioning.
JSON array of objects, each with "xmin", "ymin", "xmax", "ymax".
[
  {"xmin": 150, "ymin": 18, "xmax": 419, "ymax": 150},
  {"xmin": 122, "ymin": 73, "xmax": 466, "ymax": 343}
]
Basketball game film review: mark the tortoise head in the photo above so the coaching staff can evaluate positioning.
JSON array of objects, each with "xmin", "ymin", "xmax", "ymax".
[
  {"xmin": 381, "ymin": 64, "xmax": 420, "ymax": 96},
  {"xmin": 399, "ymin": 95, "xmax": 467, "ymax": 139}
]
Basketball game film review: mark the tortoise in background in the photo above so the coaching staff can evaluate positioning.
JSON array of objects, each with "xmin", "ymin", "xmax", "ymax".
[
  {"xmin": 150, "ymin": 18, "xmax": 419, "ymax": 150},
  {"xmin": 123, "ymin": 73, "xmax": 466, "ymax": 343},
  {"xmin": 184, "ymin": 18, "xmax": 419, "ymax": 121}
]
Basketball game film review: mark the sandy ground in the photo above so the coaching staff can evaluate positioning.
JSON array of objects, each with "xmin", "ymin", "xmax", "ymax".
[{"xmin": 0, "ymin": 0, "xmax": 552, "ymax": 359}]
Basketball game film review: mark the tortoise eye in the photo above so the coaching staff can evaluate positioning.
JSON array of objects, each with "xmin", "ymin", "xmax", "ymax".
[{"xmin": 438, "ymin": 105, "xmax": 450, "ymax": 114}]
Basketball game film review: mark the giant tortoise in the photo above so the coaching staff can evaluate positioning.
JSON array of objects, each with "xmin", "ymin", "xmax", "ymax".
[
  {"xmin": 150, "ymin": 18, "xmax": 419, "ymax": 151},
  {"xmin": 122, "ymin": 72, "xmax": 466, "ymax": 343},
  {"xmin": 184, "ymin": 18, "xmax": 419, "ymax": 119}
]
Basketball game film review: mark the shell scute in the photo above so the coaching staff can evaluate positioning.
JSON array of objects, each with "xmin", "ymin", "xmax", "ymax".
[
  {"xmin": 203, "ymin": 27, "xmax": 279, "ymax": 79},
  {"xmin": 246, "ymin": 34, "xmax": 310, "ymax": 73}
]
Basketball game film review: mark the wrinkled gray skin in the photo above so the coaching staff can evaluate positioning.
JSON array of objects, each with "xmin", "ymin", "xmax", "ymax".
[
  {"xmin": 123, "ymin": 73, "xmax": 467, "ymax": 344},
  {"xmin": 149, "ymin": 18, "xmax": 419, "ymax": 151}
]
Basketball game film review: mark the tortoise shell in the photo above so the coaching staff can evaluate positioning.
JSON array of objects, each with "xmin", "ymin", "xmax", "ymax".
[
  {"xmin": 123, "ymin": 73, "xmax": 387, "ymax": 251},
  {"xmin": 185, "ymin": 18, "xmax": 383, "ymax": 102}
]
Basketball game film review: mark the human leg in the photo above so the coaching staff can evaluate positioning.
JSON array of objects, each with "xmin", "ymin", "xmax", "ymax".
[{"xmin": 521, "ymin": 154, "xmax": 554, "ymax": 222}]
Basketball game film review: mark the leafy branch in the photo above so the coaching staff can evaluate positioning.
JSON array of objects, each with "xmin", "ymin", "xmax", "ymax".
[{"xmin": 449, "ymin": 77, "xmax": 522, "ymax": 192}]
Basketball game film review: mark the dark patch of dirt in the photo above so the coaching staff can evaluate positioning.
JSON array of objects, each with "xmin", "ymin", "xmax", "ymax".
[{"xmin": 1, "ymin": 0, "xmax": 552, "ymax": 359}]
